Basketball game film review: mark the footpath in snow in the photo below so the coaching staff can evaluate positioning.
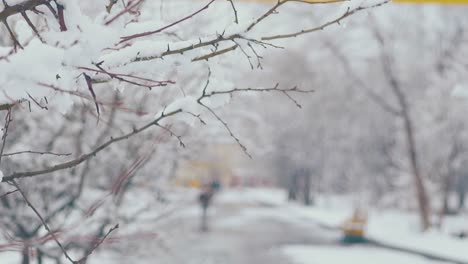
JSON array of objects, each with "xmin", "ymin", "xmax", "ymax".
[{"xmin": 218, "ymin": 188, "xmax": 468, "ymax": 264}]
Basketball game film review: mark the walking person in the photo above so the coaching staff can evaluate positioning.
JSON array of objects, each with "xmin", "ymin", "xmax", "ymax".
[{"xmin": 199, "ymin": 184, "xmax": 213, "ymax": 232}]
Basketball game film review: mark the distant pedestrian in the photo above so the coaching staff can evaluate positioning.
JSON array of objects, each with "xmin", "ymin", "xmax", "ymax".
[{"xmin": 199, "ymin": 185, "xmax": 214, "ymax": 232}]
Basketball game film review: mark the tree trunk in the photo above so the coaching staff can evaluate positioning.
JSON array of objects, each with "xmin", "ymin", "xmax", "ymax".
[
  {"xmin": 458, "ymin": 177, "xmax": 466, "ymax": 210},
  {"xmin": 438, "ymin": 172, "xmax": 452, "ymax": 228},
  {"xmin": 288, "ymin": 174, "xmax": 298, "ymax": 201},
  {"xmin": 22, "ymin": 246, "xmax": 30, "ymax": 264},
  {"xmin": 374, "ymin": 26, "xmax": 431, "ymax": 231},
  {"xmin": 459, "ymin": 190, "xmax": 465, "ymax": 210},
  {"xmin": 37, "ymin": 249, "xmax": 43, "ymax": 264},
  {"xmin": 402, "ymin": 110, "xmax": 431, "ymax": 231},
  {"xmin": 303, "ymin": 173, "xmax": 312, "ymax": 206}
]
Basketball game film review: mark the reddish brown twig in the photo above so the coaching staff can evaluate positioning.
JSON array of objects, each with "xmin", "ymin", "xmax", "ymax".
[
  {"xmin": 119, "ymin": 0, "xmax": 215, "ymax": 44},
  {"xmin": 75, "ymin": 224, "xmax": 119, "ymax": 264},
  {"xmin": 2, "ymin": 150, "xmax": 71, "ymax": 157},
  {"xmin": 20, "ymin": 11, "xmax": 44, "ymax": 42},
  {"xmin": 104, "ymin": 0, "xmax": 145, "ymax": 26},
  {"xmin": 0, "ymin": 108, "xmax": 12, "ymax": 166},
  {"xmin": 56, "ymin": 2, "xmax": 67, "ymax": 31},
  {"xmin": 0, "ymin": 189, "xmax": 18, "ymax": 199},
  {"xmin": 37, "ymin": 82, "xmax": 119, "ymax": 108},
  {"xmin": 83, "ymin": 73, "xmax": 100, "ymax": 119},
  {"xmin": 2, "ymin": 108, "xmax": 182, "ymax": 182},
  {"xmin": 11, "ymin": 180, "xmax": 76, "ymax": 264},
  {"xmin": 78, "ymin": 65, "xmax": 174, "ymax": 89}
]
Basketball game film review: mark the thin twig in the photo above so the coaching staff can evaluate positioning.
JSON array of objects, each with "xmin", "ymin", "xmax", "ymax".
[
  {"xmin": 227, "ymin": 0, "xmax": 238, "ymax": 24},
  {"xmin": 0, "ymin": 108, "xmax": 12, "ymax": 167},
  {"xmin": 128, "ymin": 0, "xmax": 364, "ymax": 66},
  {"xmin": 20, "ymin": 11, "xmax": 44, "ymax": 42},
  {"xmin": 247, "ymin": 42, "xmax": 263, "ymax": 69},
  {"xmin": 197, "ymin": 69, "xmax": 251, "ymax": 157},
  {"xmin": 156, "ymin": 124, "xmax": 186, "ymax": 147},
  {"xmin": 245, "ymin": 0, "xmax": 343, "ymax": 33},
  {"xmin": 2, "ymin": 109, "xmax": 182, "ymax": 182},
  {"xmin": 261, "ymin": 1, "xmax": 389, "ymax": 41},
  {"xmin": 196, "ymin": 80, "xmax": 313, "ymax": 157},
  {"xmin": 75, "ymin": 224, "xmax": 119, "ymax": 263},
  {"xmin": 119, "ymin": 0, "xmax": 216, "ymax": 43},
  {"xmin": 27, "ymin": 93, "xmax": 48, "ymax": 110},
  {"xmin": 11, "ymin": 180, "xmax": 76, "ymax": 264},
  {"xmin": 192, "ymin": 44, "xmax": 238, "ymax": 61},
  {"xmin": 201, "ymin": 102, "xmax": 251, "ymax": 158},
  {"xmin": 104, "ymin": 0, "xmax": 145, "ymax": 25},
  {"xmin": 204, "ymin": 83, "xmax": 311, "ymax": 108},
  {"xmin": 3, "ymin": 19, "xmax": 23, "ymax": 49},
  {"xmin": 2, "ymin": 150, "xmax": 72, "ymax": 157},
  {"xmin": 0, "ymin": 189, "xmax": 18, "ymax": 199},
  {"xmin": 232, "ymin": 39, "xmax": 254, "ymax": 69},
  {"xmin": 202, "ymin": 83, "xmax": 312, "ymax": 99},
  {"xmin": 78, "ymin": 64, "xmax": 174, "ymax": 89},
  {"xmin": 183, "ymin": 111, "xmax": 206, "ymax": 125},
  {"xmin": 245, "ymin": 0, "xmax": 286, "ymax": 32}
]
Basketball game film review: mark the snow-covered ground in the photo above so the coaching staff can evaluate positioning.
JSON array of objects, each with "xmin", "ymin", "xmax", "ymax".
[
  {"xmin": 206, "ymin": 188, "xmax": 468, "ymax": 264},
  {"xmin": 282, "ymin": 245, "xmax": 451, "ymax": 264},
  {"xmin": 89, "ymin": 187, "xmax": 339, "ymax": 264},
  {"xmin": 2, "ymin": 187, "xmax": 467, "ymax": 264},
  {"xmin": 216, "ymin": 187, "xmax": 288, "ymax": 207},
  {"xmin": 283, "ymin": 193, "xmax": 468, "ymax": 263},
  {"xmin": 220, "ymin": 188, "xmax": 468, "ymax": 263},
  {"xmin": 164, "ymin": 187, "xmax": 468, "ymax": 264}
]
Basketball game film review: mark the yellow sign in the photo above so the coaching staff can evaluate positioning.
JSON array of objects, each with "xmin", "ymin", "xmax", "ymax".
[
  {"xmin": 238, "ymin": 0, "xmax": 355, "ymax": 2},
  {"xmin": 239, "ymin": 0, "xmax": 468, "ymax": 4},
  {"xmin": 393, "ymin": 0, "xmax": 468, "ymax": 3}
]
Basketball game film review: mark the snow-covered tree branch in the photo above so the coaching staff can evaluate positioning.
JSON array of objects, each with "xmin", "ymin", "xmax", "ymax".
[{"xmin": 0, "ymin": 0, "xmax": 390, "ymax": 263}]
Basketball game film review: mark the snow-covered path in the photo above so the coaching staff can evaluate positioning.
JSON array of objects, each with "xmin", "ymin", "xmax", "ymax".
[
  {"xmin": 169, "ymin": 205, "xmax": 336, "ymax": 264},
  {"xmin": 90, "ymin": 188, "xmax": 461, "ymax": 264},
  {"xmin": 92, "ymin": 189, "xmax": 339, "ymax": 264},
  {"xmin": 143, "ymin": 203, "xmax": 336, "ymax": 263}
]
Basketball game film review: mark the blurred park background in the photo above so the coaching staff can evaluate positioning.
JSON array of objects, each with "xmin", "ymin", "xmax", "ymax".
[{"xmin": 1, "ymin": 0, "xmax": 468, "ymax": 263}]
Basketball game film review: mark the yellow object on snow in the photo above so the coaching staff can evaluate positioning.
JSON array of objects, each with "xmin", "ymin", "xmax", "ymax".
[{"xmin": 342, "ymin": 209, "xmax": 367, "ymax": 238}]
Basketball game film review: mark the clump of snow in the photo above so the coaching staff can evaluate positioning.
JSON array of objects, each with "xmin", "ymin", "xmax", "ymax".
[
  {"xmin": 157, "ymin": 96, "xmax": 204, "ymax": 127},
  {"xmin": 200, "ymin": 93, "xmax": 232, "ymax": 109}
]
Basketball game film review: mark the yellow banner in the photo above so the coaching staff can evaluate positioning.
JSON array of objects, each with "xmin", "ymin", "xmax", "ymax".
[
  {"xmin": 239, "ymin": 0, "xmax": 468, "ymax": 4},
  {"xmin": 393, "ymin": 0, "xmax": 468, "ymax": 3},
  {"xmin": 241, "ymin": 0, "xmax": 343, "ymax": 2}
]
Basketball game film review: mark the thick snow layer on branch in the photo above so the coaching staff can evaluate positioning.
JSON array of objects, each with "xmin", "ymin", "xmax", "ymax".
[
  {"xmin": 0, "ymin": 39, "xmax": 67, "ymax": 104},
  {"xmin": 202, "ymin": 93, "xmax": 232, "ymax": 109},
  {"xmin": 0, "ymin": 0, "xmax": 389, "ymax": 113}
]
